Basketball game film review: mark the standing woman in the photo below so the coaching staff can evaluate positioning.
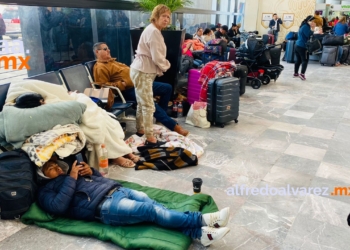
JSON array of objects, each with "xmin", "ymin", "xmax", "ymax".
[
  {"xmin": 130, "ymin": 5, "xmax": 171, "ymax": 145},
  {"xmin": 294, "ymin": 15, "xmax": 316, "ymax": 81}
]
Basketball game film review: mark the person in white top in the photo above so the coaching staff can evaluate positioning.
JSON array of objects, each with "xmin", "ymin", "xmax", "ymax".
[
  {"xmin": 130, "ymin": 4, "xmax": 171, "ymax": 146},
  {"xmin": 193, "ymin": 27, "xmax": 206, "ymax": 44}
]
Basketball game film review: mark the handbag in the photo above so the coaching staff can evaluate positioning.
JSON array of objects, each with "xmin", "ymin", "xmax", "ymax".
[
  {"xmin": 306, "ymin": 36, "xmax": 322, "ymax": 54},
  {"xmin": 322, "ymin": 34, "xmax": 344, "ymax": 46},
  {"xmin": 84, "ymin": 88, "xmax": 114, "ymax": 110},
  {"xmin": 185, "ymin": 102, "xmax": 210, "ymax": 128}
]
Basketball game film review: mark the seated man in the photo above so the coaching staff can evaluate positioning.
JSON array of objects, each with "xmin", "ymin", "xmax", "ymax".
[
  {"xmin": 92, "ymin": 42, "xmax": 189, "ymax": 137},
  {"xmin": 38, "ymin": 158, "xmax": 230, "ymax": 247}
]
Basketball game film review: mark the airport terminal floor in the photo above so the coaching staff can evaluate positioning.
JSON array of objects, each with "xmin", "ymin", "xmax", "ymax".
[{"xmin": 1, "ymin": 60, "xmax": 350, "ymax": 249}]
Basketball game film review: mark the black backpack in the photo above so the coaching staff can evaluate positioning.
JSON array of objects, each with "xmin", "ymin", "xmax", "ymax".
[{"xmin": 0, "ymin": 149, "xmax": 37, "ymax": 219}]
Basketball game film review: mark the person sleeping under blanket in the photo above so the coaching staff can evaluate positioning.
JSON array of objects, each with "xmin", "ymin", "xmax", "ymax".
[{"xmin": 12, "ymin": 92, "xmax": 139, "ymax": 168}]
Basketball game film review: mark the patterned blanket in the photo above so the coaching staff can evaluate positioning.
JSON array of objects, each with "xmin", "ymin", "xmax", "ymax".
[
  {"xmin": 22, "ymin": 124, "xmax": 86, "ymax": 167},
  {"xmin": 198, "ymin": 60, "xmax": 236, "ymax": 102}
]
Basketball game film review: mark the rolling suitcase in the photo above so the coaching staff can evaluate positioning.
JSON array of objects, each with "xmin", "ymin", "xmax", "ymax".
[
  {"xmin": 207, "ymin": 77, "xmax": 239, "ymax": 128},
  {"xmin": 187, "ymin": 69, "xmax": 201, "ymax": 104},
  {"xmin": 320, "ymin": 46, "xmax": 338, "ymax": 66},
  {"xmin": 270, "ymin": 47, "xmax": 281, "ymax": 65},
  {"xmin": 268, "ymin": 34, "xmax": 274, "ymax": 44},
  {"xmin": 285, "ymin": 40, "xmax": 297, "ymax": 63}
]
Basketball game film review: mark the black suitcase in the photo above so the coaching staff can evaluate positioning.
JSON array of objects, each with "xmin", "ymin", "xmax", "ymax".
[
  {"xmin": 320, "ymin": 46, "xmax": 338, "ymax": 66},
  {"xmin": 285, "ymin": 40, "xmax": 297, "ymax": 63},
  {"xmin": 270, "ymin": 47, "xmax": 282, "ymax": 65},
  {"xmin": 207, "ymin": 77, "xmax": 239, "ymax": 128}
]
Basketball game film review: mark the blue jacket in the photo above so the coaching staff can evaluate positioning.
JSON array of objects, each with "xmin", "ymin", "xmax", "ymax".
[
  {"xmin": 296, "ymin": 24, "xmax": 313, "ymax": 49},
  {"xmin": 38, "ymin": 169, "xmax": 121, "ymax": 221},
  {"xmin": 269, "ymin": 18, "xmax": 283, "ymax": 32},
  {"xmin": 333, "ymin": 23, "xmax": 349, "ymax": 36}
]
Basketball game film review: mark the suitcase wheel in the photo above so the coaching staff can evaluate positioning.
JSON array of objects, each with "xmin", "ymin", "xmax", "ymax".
[
  {"xmin": 261, "ymin": 75, "xmax": 271, "ymax": 85},
  {"xmin": 235, "ymin": 119, "xmax": 238, "ymax": 123},
  {"xmin": 251, "ymin": 79, "xmax": 261, "ymax": 89}
]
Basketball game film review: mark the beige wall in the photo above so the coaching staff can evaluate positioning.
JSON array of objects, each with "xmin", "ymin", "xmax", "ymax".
[{"xmin": 244, "ymin": 0, "xmax": 316, "ymax": 43}]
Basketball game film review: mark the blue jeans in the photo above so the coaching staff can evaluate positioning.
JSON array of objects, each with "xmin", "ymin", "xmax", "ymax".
[
  {"xmin": 121, "ymin": 82, "xmax": 177, "ymax": 131},
  {"xmin": 274, "ymin": 32, "xmax": 278, "ymax": 44},
  {"xmin": 99, "ymin": 187, "xmax": 203, "ymax": 239},
  {"xmin": 337, "ymin": 46, "xmax": 343, "ymax": 63}
]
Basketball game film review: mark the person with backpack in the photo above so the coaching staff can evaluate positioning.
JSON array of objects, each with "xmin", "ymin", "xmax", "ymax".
[
  {"xmin": 293, "ymin": 15, "xmax": 316, "ymax": 81},
  {"xmin": 37, "ymin": 158, "xmax": 231, "ymax": 247}
]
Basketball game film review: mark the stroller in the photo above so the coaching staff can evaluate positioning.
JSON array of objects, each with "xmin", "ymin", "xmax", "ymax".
[{"xmin": 237, "ymin": 37, "xmax": 284, "ymax": 89}]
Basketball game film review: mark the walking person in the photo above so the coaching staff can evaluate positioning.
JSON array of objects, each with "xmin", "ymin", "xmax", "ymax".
[
  {"xmin": 130, "ymin": 4, "xmax": 171, "ymax": 146},
  {"xmin": 294, "ymin": 15, "xmax": 316, "ymax": 81}
]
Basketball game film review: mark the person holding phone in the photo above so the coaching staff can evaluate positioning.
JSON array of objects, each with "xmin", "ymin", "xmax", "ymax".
[
  {"xmin": 269, "ymin": 13, "xmax": 283, "ymax": 44},
  {"xmin": 37, "ymin": 158, "xmax": 231, "ymax": 247}
]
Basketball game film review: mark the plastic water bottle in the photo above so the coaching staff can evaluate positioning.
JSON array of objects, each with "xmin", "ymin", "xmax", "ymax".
[
  {"xmin": 99, "ymin": 144, "xmax": 109, "ymax": 177},
  {"xmin": 176, "ymin": 19, "xmax": 180, "ymax": 30},
  {"xmin": 177, "ymin": 102, "xmax": 183, "ymax": 118},
  {"xmin": 173, "ymin": 101, "xmax": 178, "ymax": 115}
]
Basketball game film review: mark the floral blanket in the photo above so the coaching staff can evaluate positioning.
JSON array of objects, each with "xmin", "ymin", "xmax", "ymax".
[
  {"xmin": 22, "ymin": 124, "xmax": 86, "ymax": 167},
  {"xmin": 125, "ymin": 125, "xmax": 204, "ymax": 157}
]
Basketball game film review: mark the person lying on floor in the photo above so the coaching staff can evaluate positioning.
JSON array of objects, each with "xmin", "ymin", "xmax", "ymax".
[
  {"xmin": 92, "ymin": 42, "xmax": 189, "ymax": 138},
  {"xmin": 14, "ymin": 92, "xmax": 139, "ymax": 168},
  {"xmin": 38, "ymin": 158, "xmax": 231, "ymax": 247}
]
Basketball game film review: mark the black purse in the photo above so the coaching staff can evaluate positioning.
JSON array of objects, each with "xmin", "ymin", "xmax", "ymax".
[{"xmin": 306, "ymin": 36, "xmax": 322, "ymax": 54}]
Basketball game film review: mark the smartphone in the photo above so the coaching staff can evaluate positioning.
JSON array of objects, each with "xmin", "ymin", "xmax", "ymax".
[{"xmin": 75, "ymin": 153, "xmax": 84, "ymax": 165}]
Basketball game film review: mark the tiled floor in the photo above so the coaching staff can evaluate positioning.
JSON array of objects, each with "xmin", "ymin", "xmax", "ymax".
[{"xmin": 1, "ymin": 60, "xmax": 350, "ymax": 249}]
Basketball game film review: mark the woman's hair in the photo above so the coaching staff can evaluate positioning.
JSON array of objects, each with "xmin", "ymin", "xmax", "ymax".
[
  {"xmin": 197, "ymin": 27, "xmax": 203, "ymax": 32},
  {"xmin": 15, "ymin": 93, "xmax": 44, "ymax": 109},
  {"xmin": 150, "ymin": 4, "xmax": 171, "ymax": 23},
  {"xmin": 300, "ymin": 15, "xmax": 315, "ymax": 28},
  {"xmin": 339, "ymin": 16, "xmax": 346, "ymax": 24},
  {"xmin": 185, "ymin": 33, "xmax": 193, "ymax": 40},
  {"xmin": 203, "ymin": 28, "xmax": 211, "ymax": 35},
  {"xmin": 211, "ymin": 27, "xmax": 216, "ymax": 32}
]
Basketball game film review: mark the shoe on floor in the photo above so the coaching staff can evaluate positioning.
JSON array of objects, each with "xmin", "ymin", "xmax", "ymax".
[
  {"xmin": 174, "ymin": 124, "xmax": 189, "ymax": 137},
  {"xmin": 293, "ymin": 73, "xmax": 299, "ymax": 78},
  {"xmin": 145, "ymin": 140, "xmax": 166, "ymax": 147},
  {"xmin": 200, "ymin": 226, "xmax": 230, "ymax": 246},
  {"xmin": 202, "ymin": 207, "xmax": 230, "ymax": 228},
  {"xmin": 299, "ymin": 74, "xmax": 306, "ymax": 80}
]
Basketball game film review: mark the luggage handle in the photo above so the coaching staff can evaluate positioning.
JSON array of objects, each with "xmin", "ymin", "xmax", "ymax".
[{"xmin": 0, "ymin": 151, "xmax": 22, "ymax": 160}]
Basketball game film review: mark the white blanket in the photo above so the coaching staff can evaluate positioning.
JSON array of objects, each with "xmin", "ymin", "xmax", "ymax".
[{"xmin": 6, "ymin": 79, "xmax": 132, "ymax": 167}]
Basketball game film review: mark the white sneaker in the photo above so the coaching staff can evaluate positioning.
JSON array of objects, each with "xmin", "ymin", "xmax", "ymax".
[
  {"xmin": 202, "ymin": 207, "xmax": 230, "ymax": 228},
  {"xmin": 200, "ymin": 226, "xmax": 230, "ymax": 246}
]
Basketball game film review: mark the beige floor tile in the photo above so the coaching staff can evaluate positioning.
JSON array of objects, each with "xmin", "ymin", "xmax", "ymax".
[
  {"xmin": 269, "ymin": 122, "xmax": 304, "ymax": 133},
  {"xmin": 299, "ymin": 127, "xmax": 335, "ymax": 140},
  {"xmin": 283, "ymin": 110, "xmax": 314, "ymax": 119},
  {"xmin": 250, "ymin": 138, "xmax": 289, "ymax": 153},
  {"xmin": 316, "ymin": 162, "xmax": 350, "ymax": 184},
  {"xmin": 284, "ymin": 143, "xmax": 327, "ymax": 161}
]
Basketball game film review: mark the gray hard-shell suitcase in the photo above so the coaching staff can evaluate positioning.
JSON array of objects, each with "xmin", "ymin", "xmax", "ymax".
[
  {"xmin": 320, "ymin": 46, "xmax": 338, "ymax": 66},
  {"xmin": 207, "ymin": 77, "xmax": 239, "ymax": 128}
]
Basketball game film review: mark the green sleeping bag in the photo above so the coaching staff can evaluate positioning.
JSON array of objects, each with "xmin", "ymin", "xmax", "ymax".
[{"xmin": 21, "ymin": 180, "xmax": 218, "ymax": 250}]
